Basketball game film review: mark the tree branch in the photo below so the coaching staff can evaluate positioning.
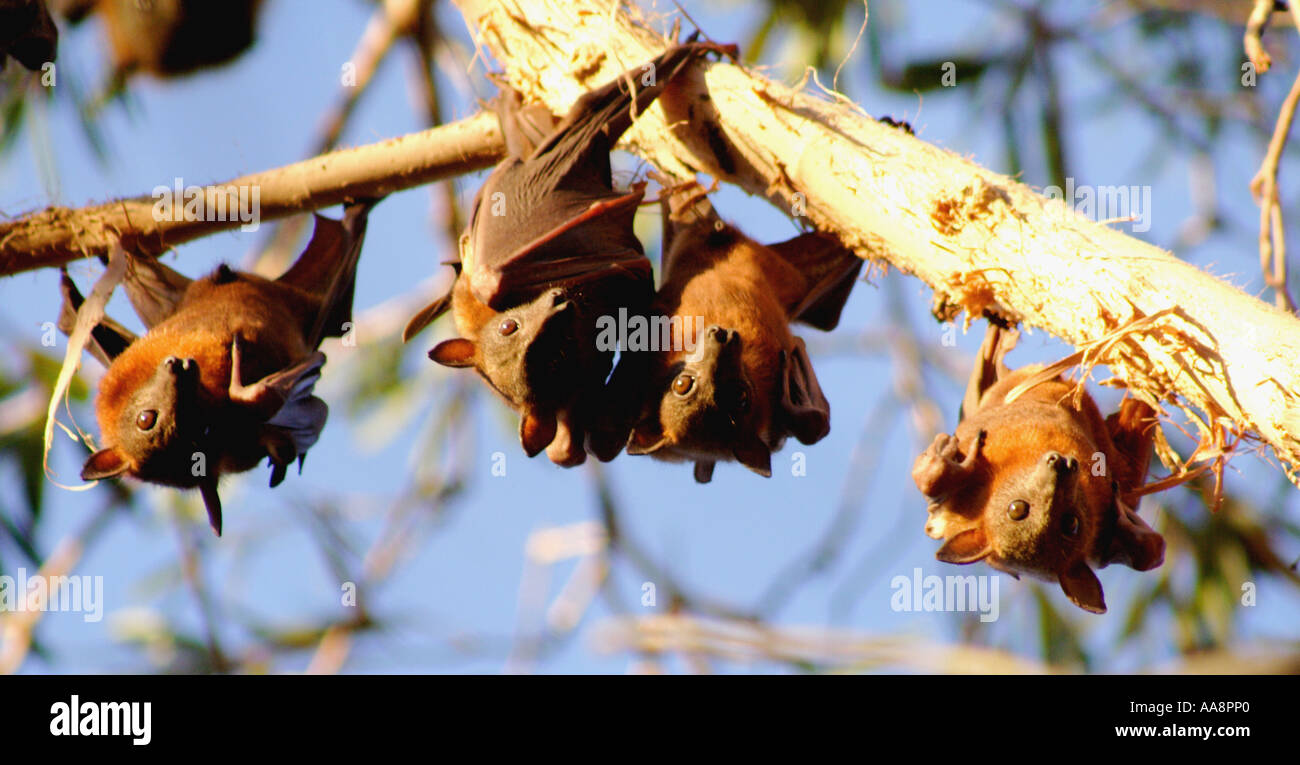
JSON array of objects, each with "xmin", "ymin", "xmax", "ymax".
[
  {"xmin": 0, "ymin": 112, "xmax": 504, "ymax": 276},
  {"xmin": 453, "ymin": 0, "xmax": 1300, "ymax": 488}
]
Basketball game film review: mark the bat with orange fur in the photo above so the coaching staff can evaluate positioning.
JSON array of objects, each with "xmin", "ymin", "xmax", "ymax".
[
  {"xmin": 61, "ymin": 199, "xmax": 379, "ymax": 535},
  {"xmin": 55, "ymin": 0, "xmax": 260, "ymax": 92},
  {"xmin": 620, "ymin": 179, "xmax": 862, "ymax": 482},
  {"xmin": 402, "ymin": 39, "xmax": 735, "ymax": 467},
  {"xmin": 912, "ymin": 322, "xmax": 1165, "ymax": 613}
]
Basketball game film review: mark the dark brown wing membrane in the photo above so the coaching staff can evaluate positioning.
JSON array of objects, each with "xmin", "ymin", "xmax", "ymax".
[
  {"xmin": 768, "ymin": 233, "xmax": 862, "ymax": 332},
  {"xmin": 58, "ymin": 270, "xmax": 137, "ymax": 367},
  {"xmin": 467, "ymin": 41, "xmax": 731, "ymax": 310},
  {"xmin": 278, "ymin": 198, "xmax": 382, "ymax": 347}
]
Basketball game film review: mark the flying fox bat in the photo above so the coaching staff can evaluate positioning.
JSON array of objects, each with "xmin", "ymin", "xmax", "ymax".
[
  {"xmin": 621, "ymin": 179, "xmax": 863, "ymax": 482},
  {"xmin": 56, "ymin": 0, "xmax": 260, "ymax": 83},
  {"xmin": 62, "ymin": 198, "xmax": 379, "ymax": 536},
  {"xmin": 912, "ymin": 323, "xmax": 1165, "ymax": 614},
  {"xmin": 402, "ymin": 39, "xmax": 736, "ymax": 468},
  {"xmin": 1, "ymin": 0, "xmax": 57, "ymax": 71}
]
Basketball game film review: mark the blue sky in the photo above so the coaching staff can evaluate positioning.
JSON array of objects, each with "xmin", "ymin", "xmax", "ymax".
[{"xmin": 1, "ymin": 1, "xmax": 1297, "ymax": 673}]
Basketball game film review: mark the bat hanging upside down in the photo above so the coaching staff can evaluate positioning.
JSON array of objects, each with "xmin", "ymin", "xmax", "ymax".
[
  {"xmin": 620, "ymin": 179, "xmax": 863, "ymax": 482},
  {"xmin": 912, "ymin": 322, "xmax": 1165, "ymax": 613},
  {"xmin": 62, "ymin": 199, "xmax": 379, "ymax": 536},
  {"xmin": 402, "ymin": 39, "xmax": 736, "ymax": 468}
]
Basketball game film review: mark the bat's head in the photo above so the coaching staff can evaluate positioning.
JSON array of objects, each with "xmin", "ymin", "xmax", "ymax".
[
  {"xmin": 430, "ymin": 287, "xmax": 587, "ymax": 456},
  {"xmin": 83, "ymin": 355, "xmax": 206, "ymax": 487},
  {"xmin": 628, "ymin": 324, "xmax": 779, "ymax": 479},
  {"xmin": 924, "ymin": 433, "xmax": 1164, "ymax": 614}
]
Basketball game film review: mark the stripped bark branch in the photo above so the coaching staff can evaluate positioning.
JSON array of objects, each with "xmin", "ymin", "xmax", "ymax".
[
  {"xmin": 0, "ymin": 112, "xmax": 504, "ymax": 276},
  {"xmin": 452, "ymin": 0, "xmax": 1300, "ymax": 489}
]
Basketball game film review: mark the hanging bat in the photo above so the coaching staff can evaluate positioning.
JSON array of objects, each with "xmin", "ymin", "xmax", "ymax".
[
  {"xmin": 622, "ymin": 179, "xmax": 863, "ymax": 482},
  {"xmin": 1, "ymin": 0, "xmax": 57, "ymax": 71},
  {"xmin": 403, "ymin": 39, "xmax": 736, "ymax": 467},
  {"xmin": 912, "ymin": 322, "xmax": 1165, "ymax": 614},
  {"xmin": 62, "ymin": 198, "xmax": 379, "ymax": 536},
  {"xmin": 56, "ymin": 0, "xmax": 260, "ymax": 84}
]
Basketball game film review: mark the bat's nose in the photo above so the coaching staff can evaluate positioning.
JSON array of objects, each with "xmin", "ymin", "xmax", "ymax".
[
  {"xmin": 1044, "ymin": 451, "xmax": 1078, "ymax": 474},
  {"xmin": 544, "ymin": 288, "xmax": 571, "ymax": 314},
  {"xmin": 163, "ymin": 357, "xmax": 198, "ymax": 376},
  {"xmin": 705, "ymin": 325, "xmax": 736, "ymax": 346}
]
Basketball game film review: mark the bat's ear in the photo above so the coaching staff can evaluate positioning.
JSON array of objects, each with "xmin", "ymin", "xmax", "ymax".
[
  {"xmin": 403, "ymin": 289, "xmax": 454, "ymax": 343},
  {"xmin": 122, "ymin": 252, "xmax": 192, "ymax": 329},
  {"xmin": 81, "ymin": 447, "xmax": 130, "ymax": 481},
  {"xmin": 780, "ymin": 340, "xmax": 830, "ymax": 445},
  {"xmin": 1058, "ymin": 560, "xmax": 1106, "ymax": 614},
  {"xmin": 519, "ymin": 409, "xmax": 558, "ymax": 458},
  {"xmin": 935, "ymin": 526, "xmax": 991, "ymax": 564},
  {"xmin": 1101, "ymin": 503, "xmax": 1165, "ymax": 572},
  {"xmin": 626, "ymin": 419, "xmax": 668, "ymax": 455},
  {"xmin": 693, "ymin": 460, "xmax": 715, "ymax": 484},
  {"xmin": 732, "ymin": 435, "xmax": 772, "ymax": 478},
  {"xmin": 428, "ymin": 338, "xmax": 478, "ymax": 368}
]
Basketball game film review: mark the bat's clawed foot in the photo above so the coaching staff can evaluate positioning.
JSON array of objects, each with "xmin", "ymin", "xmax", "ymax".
[{"xmin": 912, "ymin": 430, "xmax": 983, "ymax": 500}]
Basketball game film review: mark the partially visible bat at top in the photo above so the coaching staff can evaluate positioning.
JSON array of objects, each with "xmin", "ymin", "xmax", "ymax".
[
  {"xmin": 0, "ymin": 0, "xmax": 57, "ymax": 71},
  {"xmin": 402, "ymin": 39, "xmax": 736, "ymax": 468},
  {"xmin": 912, "ymin": 322, "xmax": 1165, "ymax": 614},
  {"xmin": 62, "ymin": 198, "xmax": 379, "ymax": 535},
  {"xmin": 621, "ymin": 179, "xmax": 863, "ymax": 482},
  {"xmin": 55, "ymin": 0, "xmax": 260, "ymax": 90}
]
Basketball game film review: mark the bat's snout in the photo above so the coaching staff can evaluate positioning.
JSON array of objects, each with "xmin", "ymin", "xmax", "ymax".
[
  {"xmin": 705, "ymin": 325, "xmax": 738, "ymax": 347},
  {"xmin": 1044, "ymin": 451, "xmax": 1078, "ymax": 475},
  {"xmin": 162, "ymin": 356, "xmax": 199, "ymax": 377}
]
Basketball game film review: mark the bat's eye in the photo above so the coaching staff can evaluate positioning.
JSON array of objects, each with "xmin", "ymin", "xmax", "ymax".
[
  {"xmin": 735, "ymin": 388, "xmax": 750, "ymax": 413},
  {"xmin": 1007, "ymin": 499, "xmax": 1029, "ymax": 521},
  {"xmin": 672, "ymin": 374, "xmax": 695, "ymax": 397},
  {"xmin": 499, "ymin": 319, "xmax": 519, "ymax": 336},
  {"xmin": 1062, "ymin": 514, "xmax": 1080, "ymax": 537},
  {"xmin": 136, "ymin": 410, "xmax": 158, "ymax": 431}
]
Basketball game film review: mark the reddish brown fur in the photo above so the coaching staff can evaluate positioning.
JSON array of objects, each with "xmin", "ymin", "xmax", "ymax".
[
  {"xmin": 96, "ymin": 273, "xmax": 319, "ymax": 476},
  {"xmin": 913, "ymin": 330, "xmax": 1163, "ymax": 613},
  {"xmin": 651, "ymin": 228, "xmax": 806, "ymax": 452}
]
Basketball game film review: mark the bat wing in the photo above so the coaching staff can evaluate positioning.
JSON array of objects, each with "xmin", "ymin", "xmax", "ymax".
[
  {"xmin": 958, "ymin": 323, "xmax": 1019, "ymax": 422},
  {"xmin": 278, "ymin": 198, "xmax": 381, "ymax": 347},
  {"xmin": 468, "ymin": 42, "xmax": 728, "ymax": 308},
  {"xmin": 467, "ymin": 184, "xmax": 651, "ymax": 308},
  {"xmin": 779, "ymin": 337, "xmax": 831, "ymax": 445},
  {"xmin": 519, "ymin": 41, "xmax": 728, "ymax": 198},
  {"xmin": 769, "ymin": 233, "xmax": 863, "ymax": 331},
  {"xmin": 58, "ymin": 270, "xmax": 137, "ymax": 367},
  {"xmin": 263, "ymin": 361, "xmax": 328, "ymax": 452},
  {"xmin": 122, "ymin": 252, "xmax": 192, "ymax": 329}
]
